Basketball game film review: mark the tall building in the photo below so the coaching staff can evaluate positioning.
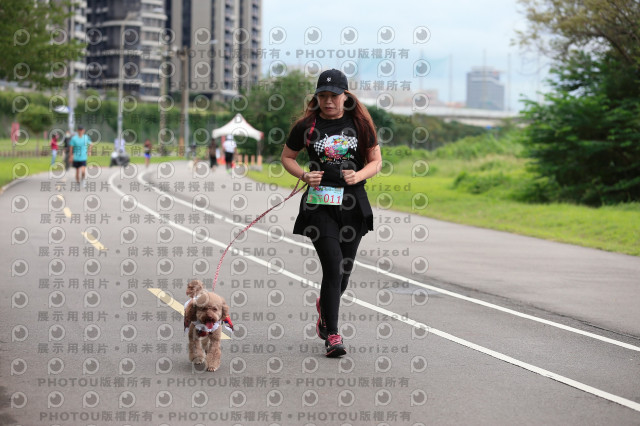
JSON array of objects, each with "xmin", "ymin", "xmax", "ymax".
[
  {"xmin": 168, "ymin": 0, "xmax": 262, "ymax": 100},
  {"xmin": 237, "ymin": 0, "xmax": 262, "ymax": 92},
  {"xmin": 466, "ymin": 66, "xmax": 504, "ymax": 111},
  {"xmin": 85, "ymin": 0, "xmax": 168, "ymax": 101},
  {"xmin": 59, "ymin": 0, "xmax": 88, "ymax": 89},
  {"xmin": 82, "ymin": 0, "xmax": 261, "ymax": 101}
]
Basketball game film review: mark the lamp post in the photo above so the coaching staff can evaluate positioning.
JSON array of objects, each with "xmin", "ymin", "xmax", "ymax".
[
  {"xmin": 174, "ymin": 39, "xmax": 217, "ymax": 158},
  {"xmin": 117, "ymin": 11, "xmax": 138, "ymax": 147},
  {"xmin": 158, "ymin": 45, "xmax": 169, "ymax": 153},
  {"xmin": 176, "ymin": 46, "xmax": 189, "ymax": 157},
  {"xmin": 150, "ymin": 7, "xmax": 169, "ymax": 153},
  {"xmin": 68, "ymin": 62, "xmax": 76, "ymax": 133},
  {"xmin": 67, "ymin": 4, "xmax": 77, "ymax": 133}
]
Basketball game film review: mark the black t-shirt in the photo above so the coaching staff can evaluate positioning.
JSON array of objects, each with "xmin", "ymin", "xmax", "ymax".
[{"xmin": 286, "ymin": 115, "xmax": 372, "ymax": 187}]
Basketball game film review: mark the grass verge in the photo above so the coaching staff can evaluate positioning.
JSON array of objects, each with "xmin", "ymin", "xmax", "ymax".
[{"xmin": 0, "ymin": 155, "xmax": 173, "ymax": 189}]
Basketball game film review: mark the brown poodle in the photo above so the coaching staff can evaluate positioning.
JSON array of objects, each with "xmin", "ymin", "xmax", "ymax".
[{"xmin": 184, "ymin": 280, "xmax": 232, "ymax": 372}]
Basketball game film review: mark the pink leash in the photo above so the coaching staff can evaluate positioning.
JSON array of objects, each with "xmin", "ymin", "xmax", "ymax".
[
  {"xmin": 211, "ymin": 118, "xmax": 316, "ymax": 292},
  {"xmin": 211, "ymin": 177, "xmax": 307, "ymax": 291}
]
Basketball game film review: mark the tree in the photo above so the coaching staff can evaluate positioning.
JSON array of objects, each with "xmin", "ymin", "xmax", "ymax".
[
  {"xmin": 242, "ymin": 71, "xmax": 315, "ymax": 159},
  {"xmin": 515, "ymin": 0, "xmax": 640, "ymax": 205},
  {"xmin": 0, "ymin": 0, "xmax": 85, "ymax": 88},
  {"xmin": 522, "ymin": 52, "xmax": 640, "ymax": 205},
  {"xmin": 514, "ymin": 0, "xmax": 640, "ymax": 67},
  {"xmin": 17, "ymin": 104, "xmax": 53, "ymax": 138}
]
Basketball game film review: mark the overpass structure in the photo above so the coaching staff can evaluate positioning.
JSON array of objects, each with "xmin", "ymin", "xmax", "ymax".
[{"xmin": 360, "ymin": 98, "xmax": 521, "ymax": 127}]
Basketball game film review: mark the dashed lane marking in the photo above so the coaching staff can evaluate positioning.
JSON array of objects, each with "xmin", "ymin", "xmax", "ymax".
[
  {"xmin": 56, "ymin": 194, "xmax": 106, "ymax": 250},
  {"xmin": 61, "ymin": 194, "xmax": 72, "ymax": 218}
]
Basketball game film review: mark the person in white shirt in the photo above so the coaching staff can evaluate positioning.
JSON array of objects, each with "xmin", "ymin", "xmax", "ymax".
[
  {"xmin": 222, "ymin": 135, "xmax": 237, "ymax": 171},
  {"xmin": 114, "ymin": 136, "xmax": 125, "ymax": 153}
]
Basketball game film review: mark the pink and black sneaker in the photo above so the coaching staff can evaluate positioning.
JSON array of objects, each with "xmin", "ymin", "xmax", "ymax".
[{"xmin": 325, "ymin": 334, "xmax": 346, "ymax": 358}]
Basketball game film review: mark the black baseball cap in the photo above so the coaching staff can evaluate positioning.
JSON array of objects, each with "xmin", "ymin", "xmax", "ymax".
[
  {"xmin": 315, "ymin": 69, "xmax": 349, "ymax": 95},
  {"xmin": 77, "ymin": 125, "xmax": 84, "ymax": 130}
]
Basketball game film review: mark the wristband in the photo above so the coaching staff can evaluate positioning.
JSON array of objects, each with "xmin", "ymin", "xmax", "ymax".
[{"xmin": 301, "ymin": 171, "xmax": 307, "ymax": 181}]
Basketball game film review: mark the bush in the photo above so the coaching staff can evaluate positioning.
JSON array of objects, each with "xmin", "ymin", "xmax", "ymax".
[
  {"xmin": 522, "ymin": 51, "xmax": 640, "ymax": 206},
  {"xmin": 510, "ymin": 176, "xmax": 562, "ymax": 203},
  {"xmin": 453, "ymin": 171, "xmax": 512, "ymax": 195},
  {"xmin": 430, "ymin": 131, "xmax": 525, "ymax": 161},
  {"xmin": 17, "ymin": 104, "xmax": 53, "ymax": 136}
]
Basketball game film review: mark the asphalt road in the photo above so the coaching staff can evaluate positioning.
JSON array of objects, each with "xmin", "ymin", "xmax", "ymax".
[{"xmin": 1, "ymin": 160, "xmax": 639, "ymax": 426}]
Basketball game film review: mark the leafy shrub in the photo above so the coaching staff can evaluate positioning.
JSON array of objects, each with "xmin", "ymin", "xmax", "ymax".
[
  {"xmin": 453, "ymin": 171, "xmax": 512, "ymax": 195},
  {"xmin": 522, "ymin": 52, "xmax": 640, "ymax": 205}
]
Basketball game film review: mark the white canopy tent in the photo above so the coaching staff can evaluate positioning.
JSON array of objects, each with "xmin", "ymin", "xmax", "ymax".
[
  {"xmin": 211, "ymin": 113, "xmax": 264, "ymax": 168},
  {"xmin": 211, "ymin": 113, "xmax": 263, "ymax": 141}
]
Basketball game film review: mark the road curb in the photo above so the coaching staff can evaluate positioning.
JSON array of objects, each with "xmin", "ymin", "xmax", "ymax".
[{"xmin": 0, "ymin": 176, "xmax": 25, "ymax": 196}]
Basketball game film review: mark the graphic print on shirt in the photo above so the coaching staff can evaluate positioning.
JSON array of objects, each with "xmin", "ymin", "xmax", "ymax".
[{"xmin": 313, "ymin": 133, "xmax": 358, "ymax": 164}]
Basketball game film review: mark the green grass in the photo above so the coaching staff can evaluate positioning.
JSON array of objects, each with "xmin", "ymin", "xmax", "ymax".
[
  {"xmin": 0, "ymin": 138, "xmax": 173, "ymax": 155},
  {"xmin": 1, "ymin": 157, "xmax": 54, "ymax": 187},
  {"xmin": 0, "ymin": 137, "xmax": 179, "ymax": 188},
  {"xmin": 0, "ymin": 155, "xmax": 174, "ymax": 188}
]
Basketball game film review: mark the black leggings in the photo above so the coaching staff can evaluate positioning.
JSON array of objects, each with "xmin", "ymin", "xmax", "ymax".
[
  {"xmin": 312, "ymin": 235, "xmax": 362, "ymax": 335},
  {"xmin": 225, "ymin": 152, "xmax": 234, "ymax": 169}
]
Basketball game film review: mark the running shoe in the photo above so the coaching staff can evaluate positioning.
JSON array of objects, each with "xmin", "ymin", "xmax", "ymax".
[
  {"xmin": 325, "ymin": 334, "xmax": 346, "ymax": 357},
  {"xmin": 316, "ymin": 298, "xmax": 328, "ymax": 340}
]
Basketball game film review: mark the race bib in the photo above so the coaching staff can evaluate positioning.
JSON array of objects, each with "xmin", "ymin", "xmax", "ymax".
[{"xmin": 307, "ymin": 186, "xmax": 344, "ymax": 205}]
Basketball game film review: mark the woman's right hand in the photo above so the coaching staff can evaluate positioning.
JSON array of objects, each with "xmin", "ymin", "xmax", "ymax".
[{"xmin": 304, "ymin": 171, "xmax": 324, "ymax": 187}]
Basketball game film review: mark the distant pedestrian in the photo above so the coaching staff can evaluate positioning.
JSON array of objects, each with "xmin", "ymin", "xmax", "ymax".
[
  {"xmin": 69, "ymin": 126, "xmax": 93, "ymax": 188},
  {"xmin": 114, "ymin": 136, "xmax": 125, "ymax": 154},
  {"xmin": 222, "ymin": 135, "xmax": 237, "ymax": 172},
  {"xmin": 50, "ymin": 134, "xmax": 58, "ymax": 165},
  {"xmin": 189, "ymin": 139, "xmax": 197, "ymax": 160},
  {"xmin": 144, "ymin": 139, "xmax": 152, "ymax": 168},
  {"xmin": 63, "ymin": 131, "xmax": 71, "ymax": 170},
  {"xmin": 208, "ymin": 137, "xmax": 218, "ymax": 169}
]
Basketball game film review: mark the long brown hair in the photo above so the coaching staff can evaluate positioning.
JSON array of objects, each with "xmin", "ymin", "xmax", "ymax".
[{"xmin": 292, "ymin": 91, "xmax": 378, "ymax": 163}]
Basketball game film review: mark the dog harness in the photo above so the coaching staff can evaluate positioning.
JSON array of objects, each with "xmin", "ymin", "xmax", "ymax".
[
  {"xmin": 183, "ymin": 298, "xmax": 234, "ymax": 335},
  {"xmin": 191, "ymin": 318, "xmax": 234, "ymax": 337}
]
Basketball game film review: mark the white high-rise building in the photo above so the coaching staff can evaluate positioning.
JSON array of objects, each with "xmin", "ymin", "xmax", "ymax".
[
  {"xmin": 168, "ymin": 0, "xmax": 262, "ymax": 100},
  {"xmin": 56, "ymin": 0, "xmax": 88, "ymax": 89},
  {"xmin": 85, "ymin": 0, "xmax": 168, "ymax": 101},
  {"xmin": 79, "ymin": 0, "xmax": 261, "ymax": 101},
  {"xmin": 466, "ymin": 66, "xmax": 505, "ymax": 111}
]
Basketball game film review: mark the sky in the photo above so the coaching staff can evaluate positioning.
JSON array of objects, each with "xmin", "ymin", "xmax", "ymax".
[{"xmin": 261, "ymin": 0, "xmax": 552, "ymax": 112}]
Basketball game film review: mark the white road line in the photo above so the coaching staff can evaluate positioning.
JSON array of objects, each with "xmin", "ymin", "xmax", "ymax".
[
  {"xmin": 134, "ymin": 168, "xmax": 640, "ymax": 353},
  {"xmin": 108, "ymin": 171, "xmax": 640, "ymax": 413}
]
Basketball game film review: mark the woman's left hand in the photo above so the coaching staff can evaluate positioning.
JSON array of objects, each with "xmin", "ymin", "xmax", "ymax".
[{"xmin": 342, "ymin": 170, "xmax": 360, "ymax": 185}]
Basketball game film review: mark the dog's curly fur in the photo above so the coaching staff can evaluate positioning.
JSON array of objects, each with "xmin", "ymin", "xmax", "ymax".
[{"xmin": 185, "ymin": 280, "xmax": 229, "ymax": 372}]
